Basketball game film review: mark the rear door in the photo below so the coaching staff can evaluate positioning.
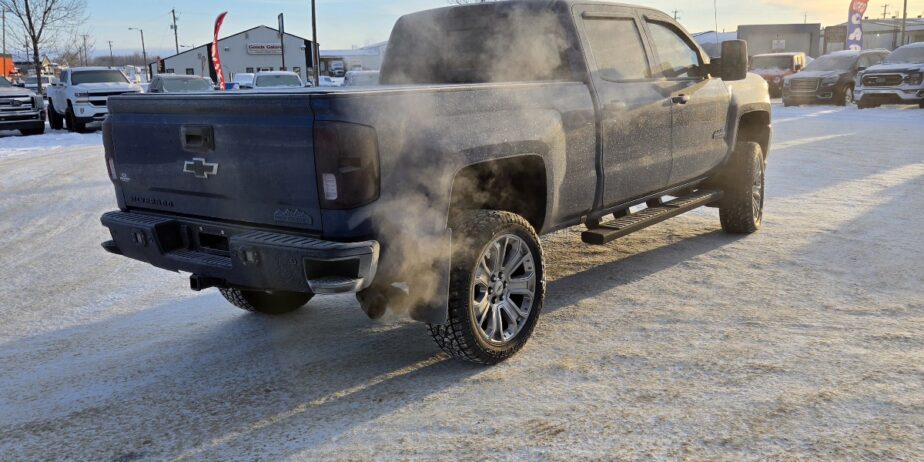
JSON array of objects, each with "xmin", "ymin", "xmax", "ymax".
[
  {"xmin": 573, "ymin": 4, "xmax": 673, "ymax": 207},
  {"xmin": 106, "ymin": 94, "xmax": 323, "ymax": 232},
  {"xmin": 642, "ymin": 15, "xmax": 730, "ymax": 185}
]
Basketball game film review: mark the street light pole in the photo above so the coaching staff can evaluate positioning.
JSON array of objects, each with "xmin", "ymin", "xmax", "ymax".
[
  {"xmin": 900, "ymin": 0, "xmax": 908, "ymax": 46},
  {"xmin": 108, "ymin": 41, "xmax": 114, "ymax": 67},
  {"xmin": 130, "ymin": 28, "xmax": 149, "ymax": 80}
]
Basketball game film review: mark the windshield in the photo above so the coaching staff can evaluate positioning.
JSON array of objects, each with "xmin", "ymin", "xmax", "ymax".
[
  {"xmin": 0, "ymin": 76, "xmax": 11, "ymax": 88},
  {"xmin": 884, "ymin": 46, "xmax": 924, "ymax": 64},
  {"xmin": 751, "ymin": 56, "xmax": 792, "ymax": 70},
  {"xmin": 804, "ymin": 54, "xmax": 857, "ymax": 72},
  {"xmin": 162, "ymin": 78, "xmax": 212, "ymax": 92},
  {"xmin": 254, "ymin": 74, "xmax": 302, "ymax": 87},
  {"xmin": 72, "ymin": 70, "xmax": 129, "ymax": 85}
]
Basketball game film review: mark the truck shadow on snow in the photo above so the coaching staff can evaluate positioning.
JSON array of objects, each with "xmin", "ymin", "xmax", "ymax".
[{"xmin": 0, "ymin": 221, "xmax": 743, "ymax": 458}]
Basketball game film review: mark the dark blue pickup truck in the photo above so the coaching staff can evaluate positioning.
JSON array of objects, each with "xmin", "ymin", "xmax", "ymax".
[{"xmin": 101, "ymin": 1, "xmax": 771, "ymax": 364}]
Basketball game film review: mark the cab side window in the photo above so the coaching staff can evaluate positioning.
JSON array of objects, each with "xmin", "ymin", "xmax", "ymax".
[
  {"xmin": 646, "ymin": 21, "xmax": 701, "ymax": 79},
  {"xmin": 59, "ymin": 70, "xmax": 69, "ymax": 84},
  {"xmin": 583, "ymin": 18, "xmax": 650, "ymax": 81}
]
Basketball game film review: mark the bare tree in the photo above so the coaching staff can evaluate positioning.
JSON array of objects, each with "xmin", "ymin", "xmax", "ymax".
[{"xmin": 0, "ymin": 0, "xmax": 87, "ymax": 94}]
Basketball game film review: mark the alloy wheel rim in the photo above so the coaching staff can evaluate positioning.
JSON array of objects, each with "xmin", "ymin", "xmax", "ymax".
[
  {"xmin": 471, "ymin": 234, "xmax": 536, "ymax": 344},
  {"xmin": 753, "ymin": 160, "xmax": 764, "ymax": 223}
]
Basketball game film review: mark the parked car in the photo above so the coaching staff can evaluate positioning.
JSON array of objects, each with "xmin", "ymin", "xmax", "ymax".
[
  {"xmin": 147, "ymin": 75, "xmax": 215, "ymax": 94},
  {"xmin": 230, "ymin": 73, "xmax": 255, "ymax": 90},
  {"xmin": 23, "ymin": 75, "xmax": 57, "ymax": 97},
  {"xmin": 46, "ymin": 67, "xmax": 142, "ymax": 133},
  {"xmin": 0, "ymin": 76, "xmax": 45, "ymax": 136},
  {"xmin": 100, "ymin": 0, "xmax": 770, "ymax": 364},
  {"xmin": 856, "ymin": 42, "xmax": 924, "ymax": 109},
  {"xmin": 246, "ymin": 71, "xmax": 304, "ymax": 89},
  {"xmin": 343, "ymin": 70, "xmax": 380, "ymax": 87},
  {"xmin": 318, "ymin": 76, "xmax": 341, "ymax": 87},
  {"xmin": 782, "ymin": 49, "xmax": 889, "ymax": 106},
  {"xmin": 750, "ymin": 52, "xmax": 810, "ymax": 98},
  {"xmin": 329, "ymin": 61, "xmax": 346, "ymax": 78}
]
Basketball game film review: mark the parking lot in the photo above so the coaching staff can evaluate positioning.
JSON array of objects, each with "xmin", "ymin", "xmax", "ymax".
[{"xmin": 1, "ymin": 103, "xmax": 922, "ymax": 460}]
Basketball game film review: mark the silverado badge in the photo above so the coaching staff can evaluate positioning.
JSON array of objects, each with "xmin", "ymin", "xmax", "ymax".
[{"xmin": 183, "ymin": 158, "xmax": 219, "ymax": 179}]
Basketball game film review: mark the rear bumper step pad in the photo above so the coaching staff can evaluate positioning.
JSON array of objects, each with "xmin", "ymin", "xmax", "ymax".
[{"xmin": 100, "ymin": 211, "xmax": 379, "ymax": 294}]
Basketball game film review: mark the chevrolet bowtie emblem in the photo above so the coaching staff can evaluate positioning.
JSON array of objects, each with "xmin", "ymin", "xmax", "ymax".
[{"xmin": 183, "ymin": 158, "xmax": 219, "ymax": 179}]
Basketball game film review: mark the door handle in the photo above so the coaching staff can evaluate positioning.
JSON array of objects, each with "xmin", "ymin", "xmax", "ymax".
[{"xmin": 671, "ymin": 94, "xmax": 691, "ymax": 105}]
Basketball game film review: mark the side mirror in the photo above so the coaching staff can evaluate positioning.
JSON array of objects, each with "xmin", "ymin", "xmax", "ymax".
[
  {"xmin": 794, "ymin": 64, "xmax": 803, "ymax": 71},
  {"xmin": 857, "ymin": 66, "xmax": 867, "ymax": 72},
  {"xmin": 721, "ymin": 40, "xmax": 749, "ymax": 81}
]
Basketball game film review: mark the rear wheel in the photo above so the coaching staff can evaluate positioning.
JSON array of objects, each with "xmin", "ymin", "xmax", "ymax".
[
  {"xmin": 220, "ymin": 288, "xmax": 313, "ymax": 315},
  {"xmin": 719, "ymin": 142, "xmax": 765, "ymax": 234},
  {"xmin": 428, "ymin": 210, "xmax": 545, "ymax": 365}
]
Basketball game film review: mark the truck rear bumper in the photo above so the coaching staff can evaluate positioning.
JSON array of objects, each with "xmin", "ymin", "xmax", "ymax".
[{"xmin": 100, "ymin": 211, "xmax": 379, "ymax": 295}]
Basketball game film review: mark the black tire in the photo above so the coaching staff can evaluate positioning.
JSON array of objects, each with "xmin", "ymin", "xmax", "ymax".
[
  {"xmin": 782, "ymin": 99, "xmax": 793, "ymax": 107},
  {"xmin": 219, "ymin": 288, "xmax": 313, "ymax": 315},
  {"xmin": 836, "ymin": 85, "xmax": 853, "ymax": 107},
  {"xmin": 20, "ymin": 127, "xmax": 45, "ymax": 136},
  {"xmin": 428, "ymin": 210, "xmax": 545, "ymax": 365},
  {"xmin": 718, "ymin": 142, "xmax": 765, "ymax": 234},
  {"xmin": 47, "ymin": 102, "xmax": 64, "ymax": 130},
  {"xmin": 919, "ymin": 101, "xmax": 924, "ymax": 109},
  {"xmin": 66, "ymin": 107, "xmax": 87, "ymax": 133}
]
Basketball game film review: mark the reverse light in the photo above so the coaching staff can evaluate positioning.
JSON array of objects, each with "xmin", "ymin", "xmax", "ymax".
[{"xmin": 314, "ymin": 121, "xmax": 380, "ymax": 210}]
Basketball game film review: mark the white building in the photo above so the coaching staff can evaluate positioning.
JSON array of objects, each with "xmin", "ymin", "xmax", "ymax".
[
  {"xmin": 152, "ymin": 26, "xmax": 317, "ymax": 83},
  {"xmin": 320, "ymin": 41, "xmax": 387, "ymax": 74}
]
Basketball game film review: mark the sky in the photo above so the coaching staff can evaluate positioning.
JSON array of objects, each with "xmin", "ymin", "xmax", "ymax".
[{"xmin": 78, "ymin": 0, "xmax": 924, "ymax": 58}]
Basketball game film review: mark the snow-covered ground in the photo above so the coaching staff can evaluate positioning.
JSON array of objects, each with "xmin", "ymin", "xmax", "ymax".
[{"xmin": 1, "ymin": 105, "xmax": 922, "ymax": 460}]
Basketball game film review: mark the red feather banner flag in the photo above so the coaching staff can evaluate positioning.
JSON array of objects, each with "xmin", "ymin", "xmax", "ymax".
[
  {"xmin": 213, "ymin": 12, "xmax": 228, "ymax": 89},
  {"xmin": 846, "ymin": 0, "xmax": 870, "ymax": 50}
]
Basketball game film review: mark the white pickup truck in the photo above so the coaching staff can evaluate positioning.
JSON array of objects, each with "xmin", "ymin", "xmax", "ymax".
[{"xmin": 46, "ymin": 67, "xmax": 142, "ymax": 133}]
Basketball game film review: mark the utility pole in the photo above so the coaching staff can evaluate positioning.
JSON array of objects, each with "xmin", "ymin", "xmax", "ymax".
[
  {"xmin": 108, "ymin": 41, "xmax": 114, "ymax": 67},
  {"xmin": 81, "ymin": 34, "xmax": 89, "ymax": 66},
  {"xmin": 899, "ymin": 0, "xmax": 908, "ymax": 45},
  {"xmin": 171, "ymin": 9, "xmax": 179, "ymax": 54},
  {"xmin": 672, "ymin": 9, "xmax": 680, "ymax": 20},
  {"xmin": 278, "ymin": 13, "xmax": 286, "ymax": 70},
  {"xmin": 311, "ymin": 0, "xmax": 319, "ymax": 86},
  {"xmin": 130, "ymin": 28, "xmax": 148, "ymax": 80},
  {"xmin": 881, "ymin": 4, "xmax": 890, "ymax": 19}
]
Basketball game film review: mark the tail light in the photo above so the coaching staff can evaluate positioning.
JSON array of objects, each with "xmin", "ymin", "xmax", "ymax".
[
  {"xmin": 314, "ymin": 121, "xmax": 380, "ymax": 209},
  {"xmin": 103, "ymin": 122, "xmax": 117, "ymax": 181}
]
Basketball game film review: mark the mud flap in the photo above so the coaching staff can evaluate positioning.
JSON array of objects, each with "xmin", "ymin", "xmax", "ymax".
[{"xmin": 357, "ymin": 229, "xmax": 452, "ymax": 324}]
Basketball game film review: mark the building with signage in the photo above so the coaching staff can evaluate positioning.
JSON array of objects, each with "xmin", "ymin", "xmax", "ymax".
[
  {"xmin": 152, "ymin": 25, "xmax": 317, "ymax": 83},
  {"xmin": 737, "ymin": 24, "xmax": 823, "ymax": 58}
]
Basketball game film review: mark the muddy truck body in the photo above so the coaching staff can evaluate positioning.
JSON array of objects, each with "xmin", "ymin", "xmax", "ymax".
[{"xmin": 101, "ymin": 1, "xmax": 771, "ymax": 364}]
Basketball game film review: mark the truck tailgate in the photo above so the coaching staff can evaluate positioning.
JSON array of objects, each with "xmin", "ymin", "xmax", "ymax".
[{"xmin": 105, "ymin": 94, "xmax": 322, "ymax": 232}]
